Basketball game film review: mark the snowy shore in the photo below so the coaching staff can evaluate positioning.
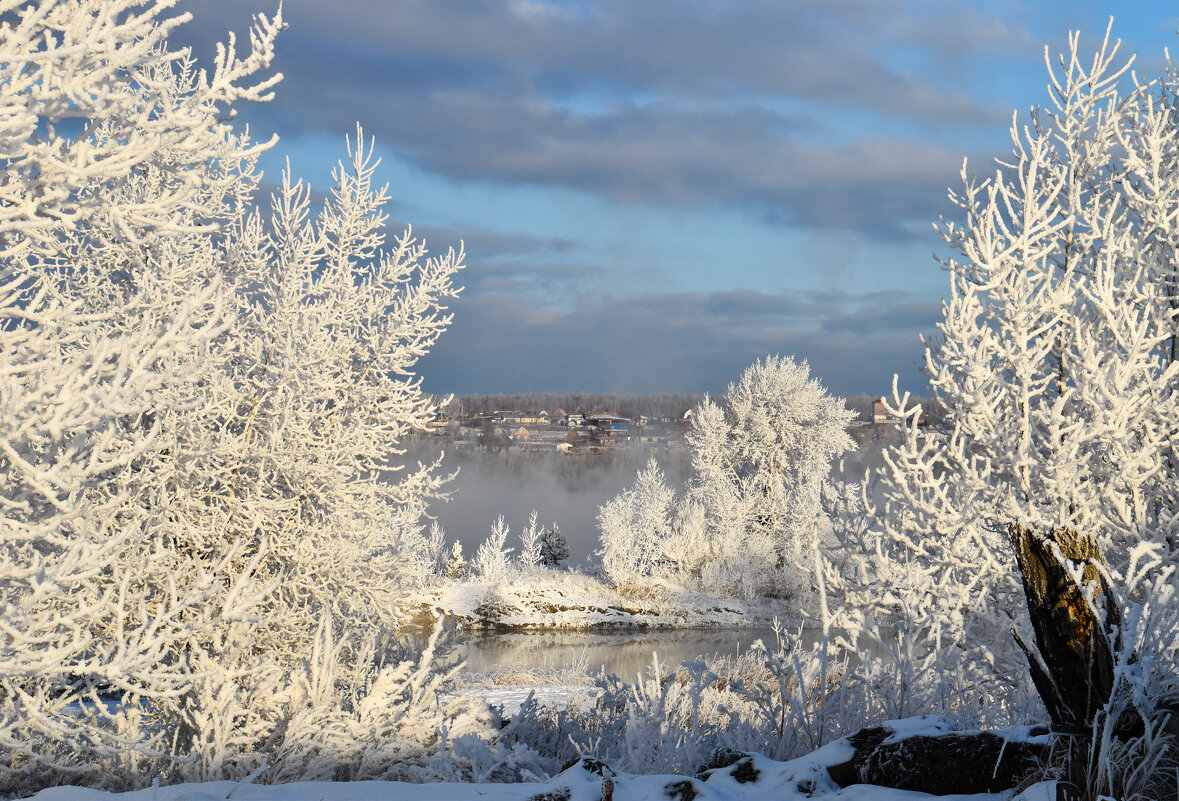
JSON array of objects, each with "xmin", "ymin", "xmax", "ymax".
[{"xmin": 400, "ymin": 572, "xmax": 799, "ymax": 631}]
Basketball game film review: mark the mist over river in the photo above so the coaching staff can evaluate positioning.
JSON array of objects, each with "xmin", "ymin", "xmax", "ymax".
[{"xmin": 409, "ymin": 441, "xmax": 692, "ymax": 565}]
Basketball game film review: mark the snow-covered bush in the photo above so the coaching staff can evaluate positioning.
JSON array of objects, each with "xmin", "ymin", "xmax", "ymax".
[
  {"xmin": 504, "ymin": 618, "xmax": 1022, "ymax": 778},
  {"xmin": 265, "ymin": 620, "xmax": 534, "ymax": 784},
  {"xmin": 444, "ymin": 541, "xmax": 469, "ymax": 580}
]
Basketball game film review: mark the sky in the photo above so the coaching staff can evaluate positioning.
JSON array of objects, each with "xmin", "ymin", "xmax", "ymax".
[{"xmin": 177, "ymin": 1, "xmax": 1179, "ymax": 397}]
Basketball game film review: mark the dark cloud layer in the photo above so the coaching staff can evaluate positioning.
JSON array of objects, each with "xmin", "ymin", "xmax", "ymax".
[
  {"xmin": 420, "ymin": 287, "xmax": 939, "ymax": 397},
  {"xmin": 178, "ymin": 0, "xmax": 1023, "ymax": 239},
  {"xmin": 166, "ymin": 1, "xmax": 1049, "ymax": 393}
]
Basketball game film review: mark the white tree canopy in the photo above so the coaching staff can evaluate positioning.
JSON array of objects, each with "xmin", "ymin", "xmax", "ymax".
[
  {"xmin": 598, "ymin": 355, "xmax": 854, "ymax": 599},
  {"xmin": 0, "ymin": 0, "xmax": 464, "ymax": 785},
  {"xmin": 843, "ymin": 26, "xmax": 1179, "ymax": 644}
]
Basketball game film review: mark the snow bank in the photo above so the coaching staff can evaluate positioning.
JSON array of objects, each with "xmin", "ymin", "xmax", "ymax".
[{"xmin": 402, "ymin": 572, "xmax": 796, "ymax": 631}]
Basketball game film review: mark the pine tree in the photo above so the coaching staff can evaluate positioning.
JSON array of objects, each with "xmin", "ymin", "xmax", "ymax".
[
  {"xmin": 540, "ymin": 524, "xmax": 571, "ymax": 567},
  {"xmin": 444, "ymin": 541, "xmax": 468, "ymax": 580}
]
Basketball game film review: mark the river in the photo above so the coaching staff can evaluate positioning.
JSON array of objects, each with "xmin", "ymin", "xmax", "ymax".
[{"xmin": 460, "ymin": 626, "xmax": 828, "ymax": 679}]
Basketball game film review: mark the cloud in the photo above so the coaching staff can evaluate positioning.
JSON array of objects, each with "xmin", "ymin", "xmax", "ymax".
[
  {"xmin": 176, "ymin": 0, "xmax": 1021, "ymax": 238},
  {"xmin": 419, "ymin": 286, "xmax": 940, "ymax": 396}
]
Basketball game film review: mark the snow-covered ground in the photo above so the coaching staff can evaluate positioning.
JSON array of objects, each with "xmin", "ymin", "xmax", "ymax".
[
  {"xmin": 402, "ymin": 571, "xmax": 797, "ymax": 631},
  {"xmin": 24, "ymin": 729, "xmax": 1056, "ymax": 801},
  {"xmin": 456, "ymin": 684, "xmax": 600, "ymax": 717}
]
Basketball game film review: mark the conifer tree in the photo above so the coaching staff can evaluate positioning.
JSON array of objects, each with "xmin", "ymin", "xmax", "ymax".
[{"xmin": 540, "ymin": 524, "xmax": 571, "ymax": 567}]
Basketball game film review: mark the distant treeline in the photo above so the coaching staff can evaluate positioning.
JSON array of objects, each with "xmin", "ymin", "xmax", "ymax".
[
  {"xmin": 446, "ymin": 393, "xmax": 704, "ymax": 420},
  {"xmin": 445, "ymin": 392, "xmax": 945, "ymax": 424}
]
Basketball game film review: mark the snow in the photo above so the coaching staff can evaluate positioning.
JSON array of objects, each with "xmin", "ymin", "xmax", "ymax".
[
  {"xmin": 22, "ymin": 748, "xmax": 1057, "ymax": 801},
  {"xmin": 451, "ymin": 685, "xmax": 601, "ymax": 718},
  {"xmin": 878, "ymin": 716, "xmax": 1051, "ymax": 747},
  {"xmin": 403, "ymin": 572, "xmax": 797, "ymax": 631}
]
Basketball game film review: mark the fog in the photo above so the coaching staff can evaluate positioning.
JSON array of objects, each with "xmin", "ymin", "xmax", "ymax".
[
  {"xmin": 402, "ymin": 424, "xmax": 898, "ymax": 568},
  {"xmin": 407, "ymin": 441, "xmax": 691, "ymax": 567}
]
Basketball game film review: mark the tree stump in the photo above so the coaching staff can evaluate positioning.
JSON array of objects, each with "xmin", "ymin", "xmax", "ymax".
[{"xmin": 1008, "ymin": 524, "xmax": 1125, "ymax": 734}]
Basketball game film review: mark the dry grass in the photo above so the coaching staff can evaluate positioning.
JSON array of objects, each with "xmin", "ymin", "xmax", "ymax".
[{"xmin": 456, "ymin": 652, "xmax": 596, "ymax": 690}]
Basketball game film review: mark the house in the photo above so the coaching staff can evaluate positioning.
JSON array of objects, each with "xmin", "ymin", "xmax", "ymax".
[
  {"xmin": 565, "ymin": 430, "xmax": 591, "ymax": 445},
  {"xmin": 873, "ymin": 400, "xmax": 891, "ymax": 425}
]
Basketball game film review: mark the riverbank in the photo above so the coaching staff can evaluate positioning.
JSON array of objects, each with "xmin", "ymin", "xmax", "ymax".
[{"xmin": 400, "ymin": 571, "xmax": 800, "ymax": 631}]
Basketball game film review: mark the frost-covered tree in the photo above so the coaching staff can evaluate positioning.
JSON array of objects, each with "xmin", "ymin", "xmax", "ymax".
[
  {"xmin": 425, "ymin": 521, "xmax": 447, "ymax": 576},
  {"xmin": 0, "ymin": 281, "xmax": 270, "ymax": 787},
  {"xmin": 854, "ymin": 26, "xmax": 1179, "ymax": 641},
  {"xmin": 690, "ymin": 356, "xmax": 854, "ymax": 565},
  {"xmin": 598, "ymin": 457, "xmax": 675, "ymax": 588},
  {"xmin": 473, "ymin": 516, "xmax": 514, "ymax": 582},
  {"xmin": 597, "ymin": 357, "xmax": 853, "ymax": 598},
  {"xmin": 517, "ymin": 510, "xmax": 543, "ymax": 570},
  {"xmin": 0, "ymin": 0, "xmax": 464, "ymax": 786},
  {"xmin": 0, "ymin": 0, "xmax": 282, "ymax": 784},
  {"xmin": 0, "ymin": 0, "xmax": 282, "ymax": 261},
  {"xmin": 153, "ymin": 138, "xmax": 462, "ymax": 664},
  {"xmin": 676, "ymin": 356, "xmax": 854, "ymax": 597}
]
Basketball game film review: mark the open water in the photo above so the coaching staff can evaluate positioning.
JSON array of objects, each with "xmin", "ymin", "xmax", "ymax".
[{"xmin": 460, "ymin": 626, "xmax": 823, "ymax": 678}]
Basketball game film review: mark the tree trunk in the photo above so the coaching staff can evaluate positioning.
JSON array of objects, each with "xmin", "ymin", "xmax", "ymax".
[{"xmin": 1007, "ymin": 524, "xmax": 1135, "ymax": 736}]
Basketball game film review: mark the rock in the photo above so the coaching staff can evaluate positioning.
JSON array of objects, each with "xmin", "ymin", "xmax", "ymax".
[
  {"xmin": 559, "ymin": 755, "xmax": 615, "ymax": 778},
  {"xmin": 694, "ymin": 747, "xmax": 748, "ymax": 779},
  {"xmin": 729, "ymin": 758, "xmax": 761, "ymax": 784},
  {"xmin": 664, "ymin": 779, "xmax": 698, "ymax": 800},
  {"xmin": 525, "ymin": 789, "xmax": 571, "ymax": 801},
  {"xmin": 827, "ymin": 725, "xmax": 1048, "ymax": 795},
  {"xmin": 696, "ymin": 752, "xmax": 761, "ymax": 784}
]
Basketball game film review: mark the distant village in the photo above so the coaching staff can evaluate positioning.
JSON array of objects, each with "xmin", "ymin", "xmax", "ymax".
[{"xmin": 421, "ymin": 399, "xmax": 941, "ymax": 455}]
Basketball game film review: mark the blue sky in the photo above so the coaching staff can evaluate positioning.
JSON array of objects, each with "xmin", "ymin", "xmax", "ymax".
[{"xmin": 179, "ymin": 1, "xmax": 1179, "ymax": 397}]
